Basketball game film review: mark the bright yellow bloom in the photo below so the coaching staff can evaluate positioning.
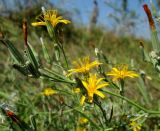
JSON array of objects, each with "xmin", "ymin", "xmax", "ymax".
[
  {"xmin": 73, "ymin": 88, "xmax": 81, "ymax": 93},
  {"xmin": 80, "ymin": 95, "xmax": 86, "ymax": 106},
  {"xmin": 76, "ymin": 127, "xmax": 86, "ymax": 131},
  {"xmin": 41, "ymin": 88, "xmax": 56, "ymax": 96},
  {"xmin": 107, "ymin": 65, "xmax": 138, "ymax": 81},
  {"xmin": 79, "ymin": 117, "xmax": 88, "ymax": 124},
  {"xmin": 130, "ymin": 120, "xmax": 141, "ymax": 131},
  {"xmin": 81, "ymin": 74, "xmax": 109, "ymax": 103},
  {"xmin": 31, "ymin": 10, "xmax": 70, "ymax": 27},
  {"xmin": 67, "ymin": 56, "xmax": 102, "ymax": 76},
  {"xmin": 76, "ymin": 117, "xmax": 88, "ymax": 131}
]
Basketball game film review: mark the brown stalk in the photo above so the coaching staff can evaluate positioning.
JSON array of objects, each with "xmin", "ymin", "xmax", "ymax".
[
  {"xmin": 143, "ymin": 4, "xmax": 156, "ymax": 30},
  {"xmin": 22, "ymin": 18, "xmax": 28, "ymax": 46}
]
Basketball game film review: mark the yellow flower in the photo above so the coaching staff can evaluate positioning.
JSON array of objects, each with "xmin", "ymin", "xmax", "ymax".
[
  {"xmin": 73, "ymin": 88, "xmax": 81, "ymax": 93},
  {"xmin": 67, "ymin": 56, "xmax": 102, "ymax": 76},
  {"xmin": 81, "ymin": 74, "xmax": 109, "ymax": 104},
  {"xmin": 80, "ymin": 95, "xmax": 86, "ymax": 106},
  {"xmin": 41, "ymin": 88, "xmax": 56, "ymax": 96},
  {"xmin": 31, "ymin": 10, "xmax": 70, "ymax": 27},
  {"xmin": 76, "ymin": 127, "xmax": 86, "ymax": 131},
  {"xmin": 130, "ymin": 120, "xmax": 141, "ymax": 131},
  {"xmin": 76, "ymin": 117, "xmax": 88, "ymax": 131},
  {"xmin": 107, "ymin": 65, "xmax": 138, "ymax": 81},
  {"xmin": 79, "ymin": 117, "xmax": 88, "ymax": 124}
]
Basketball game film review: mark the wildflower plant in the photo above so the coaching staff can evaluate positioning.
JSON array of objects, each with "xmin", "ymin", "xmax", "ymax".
[
  {"xmin": 67, "ymin": 56, "xmax": 102, "ymax": 76},
  {"xmin": 141, "ymin": 3, "xmax": 160, "ymax": 72},
  {"xmin": 31, "ymin": 10, "xmax": 71, "ymax": 27},
  {"xmin": 129, "ymin": 120, "xmax": 141, "ymax": 131},
  {"xmin": 107, "ymin": 65, "xmax": 138, "ymax": 81},
  {"xmin": 41, "ymin": 88, "xmax": 57, "ymax": 96},
  {"xmin": 107, "ymin": 65, "xmax": 138, "ymax": 96},
  {"xmin": 81, "ymin": 74, "xmax": 109, "ymax": 104},
  {"xmin": 0, "ymin": 3, "xmax": 160, "ymax": 131}
]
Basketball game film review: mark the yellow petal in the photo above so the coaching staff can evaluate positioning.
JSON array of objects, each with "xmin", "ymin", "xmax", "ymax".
[
  {"xmin": 96, "ymin": 83, "xmax": 109, "ymax": 89},
  {"xmin": 79, "ymin": 117, "xmax": 88, "ymax": 124},
  {"xmin": 73, "ymin": 88, "xmax": 81, "ymax": 93},
  {"xmin": 80, "ymin": 95, "xmax": 86, "ymax": 106},
  {"xmin": 59, "ymin": 19, "xmax": 71, "ymax": 24},
  {"xmin": 56, "ymin": 16, "xmax": 63, "ymax": 20},
  {"xmin": 82, "ymin": 81, "xmax": 88, "ymax": 90},
  {"xmin": 76, "ymin": 127, "xmax": 86, "ymax": 131},
  {"xmin": 89, "ymin": 61, "xmax": 102, "ymax": 68},
  {"xmin": 112, "ymin": 68, "xmax": 119, "ymax": 72},
  {"xmin": 95, "ymin": 90, "xmax": 105, "ymax": 98},
  {"xmin": 106, "ymin": 72, "xmax": 117, "ymax": 76},
  {"xmin": 96, "ymin": 78, "xmax": 104, "ymax": 85},
  {"xmin": 42, "ymin": 88, "xmax": 57, "ymax": 96},
  {"xmin": 31, "ymin": 22, "xmax": 46, "ymax": 26}
]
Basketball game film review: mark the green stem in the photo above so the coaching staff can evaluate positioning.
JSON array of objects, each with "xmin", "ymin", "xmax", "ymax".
[
  {"xmin": 119, "ymin": 79, "xmax": 124, "ymax": 96},
  {"xmin": 95, "ymin": 100, "xmax": 108, "ymax": 126},
  {"xmin": 53, "ymin": 30, "xmax": 69, "ymax": 69},
  {"xmin": 119, "ymin": 79, "xmax": 125, "ymax": 112},
  {"xmin": 103, "ymin": 90, "xmax": 160, "ymax": 115},
  {"xmin": 59, "ymin": 44, "xmax": 69, "ymax": 69},
  {"xmin": 37, "ymin": 106, "xmax": 101, "ymax": 129},
  {"xmin": 72, "ymin": 107, "xmax": 101, "ymax": 130}
]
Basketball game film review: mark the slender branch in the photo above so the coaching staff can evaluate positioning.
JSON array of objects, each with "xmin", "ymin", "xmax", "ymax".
[
  {"xmin": 53, "ymin": 29, "xmax": 69, "ymax": 69},
  {"xmin": 94, "ymin": 100, "xmax": 108, "ymax": 126},
  {"xmin": 103, "ymin": 90, "xmax": 160, "ymax": 115}
]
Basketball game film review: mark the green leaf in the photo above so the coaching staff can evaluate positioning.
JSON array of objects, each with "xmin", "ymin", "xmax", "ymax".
[
  {"xmin": 26, "ymin": 61, "xmax": 40, "ymax": 78},
  {"xmin": 30, "ymin": 115, "xmax": 37, "ymax": 131},
  {"xmin": 0, "ymin": 39, "xmax": 25, "ymax": 64},
  {"xmin": 40, "ymin": 37, "xmax": 51, "ymax": 64},
  {"xmin": 46, "ymin": 21, "xmax": 54, "ymax": 38},
  {"xmin": 137, "ymin": 76, "xmax": 150, "ymax": 105},
  {"xmin": 151, "ymin": 30, "xmax": 160, "ymax": 53},
  {"xmin": 45, "ymin": 21, "xmax": 61, "ymax": 62},
  {"xmin": 139, "ymin": 46, "xmax": 150, "ymax": 62},
  {"xmin": 25, "ymin": 43, "xmax": 39, "ymax": 70},
  {"xmin": 39, "ymin": 68, "xmax": 75, "ymax": 84},
  {"xmin": 0, "ymin": 107, "xmax": 33, "ymax": 131},
  {"xmin": 13, "ymin": 64, "xmax": 29, "ymax": 76},
  {"xmin": 108, "ymin": 105, "xmax": 113, "ymax": 122}
]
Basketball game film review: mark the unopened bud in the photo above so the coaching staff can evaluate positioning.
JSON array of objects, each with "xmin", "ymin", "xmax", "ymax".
[{"xmin": 22, "ymin": 18, "xmax": 28, "ymax": 46}]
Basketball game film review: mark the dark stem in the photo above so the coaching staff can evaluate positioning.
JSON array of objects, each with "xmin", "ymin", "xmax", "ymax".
[{"xmin": 94, "ymin": 99, "xmax": 108, "ymax": 126}]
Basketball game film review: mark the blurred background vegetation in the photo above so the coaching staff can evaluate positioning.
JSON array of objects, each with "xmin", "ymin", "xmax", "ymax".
[{"xmin": 0, "ymin": 0, "xmax": 160, "ymax": 130}]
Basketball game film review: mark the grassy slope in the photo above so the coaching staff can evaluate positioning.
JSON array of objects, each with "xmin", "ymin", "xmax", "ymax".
[
  {"xmin": 0, "ymin": 16, "xmax": 160, "ymax": 130},
  {"xmin": 1, "ymin": 16, "xmax": 159, "ymax": 102}
]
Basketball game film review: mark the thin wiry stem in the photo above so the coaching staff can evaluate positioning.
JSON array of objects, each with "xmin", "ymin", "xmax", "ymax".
[
  {"xmin": 53, "ymin": 29, "xmax": 69, "ymax": 69},
  {"xmin": 103, "ymin": 90, "xmax": 160, "ymax": 115}
]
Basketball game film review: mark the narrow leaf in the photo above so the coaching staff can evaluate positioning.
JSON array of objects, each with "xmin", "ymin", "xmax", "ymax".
[{"xmin": 0, "ymin": 40, "xmax": 25, "ymax": 64}]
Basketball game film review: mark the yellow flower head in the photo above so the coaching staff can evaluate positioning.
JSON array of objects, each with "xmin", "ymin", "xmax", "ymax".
[
  {"xmin": 76, "ymin": 117, "xmax": 88, "ymax": 131},
  {"xmin": 81, "ymin": 74, "xmax": 109, "ymax": 104},
  {"xmin": 107, "ymin": 65, "xmax": 138, "ymax": 81},
  {"xmin": 67, "ymin": 56, "xmax": 102, "ymax": 76},
  {"xmin": 130, "ymin": 120, "xmax": 141, "ymax": 131},
  {"xmin": 41, "ymin": 88, "xmax": 56, "ymax": 96},
  {"xmin": 31, "ymin": 10, "xmax": 71, "ymax": 27},
  {"xmin": 80, "ymin": 95, "xmax": 86, "ymax": 106},
  {"xmin": 76, "ymin": 127, "xmax": 86, "ymax": 131},
  {"xmin": 79, "ymin": 117, "xmax": 88, "ymax": 124},
  {"xmin": 73, "ymin": 88, "xmax": 81, "ymax": 93}
]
